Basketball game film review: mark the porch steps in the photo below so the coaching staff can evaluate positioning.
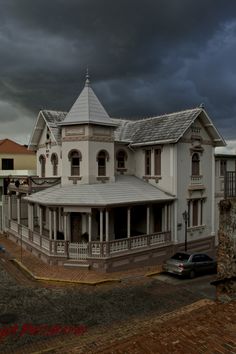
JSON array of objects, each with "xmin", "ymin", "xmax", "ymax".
[{"xmin": 63, "ymin": 260, "xmax": 90, "ymax": 269}]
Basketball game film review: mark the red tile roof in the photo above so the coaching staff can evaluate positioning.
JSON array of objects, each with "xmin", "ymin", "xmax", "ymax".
[{"xmin": 0, "ymin": 139, "xmax": 35, "ymax": 154}]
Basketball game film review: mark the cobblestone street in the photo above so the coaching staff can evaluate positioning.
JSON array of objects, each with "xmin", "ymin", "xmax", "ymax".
[{"xmin": 0, "ymin": 256, "xmax": 217, "ymax": 353}]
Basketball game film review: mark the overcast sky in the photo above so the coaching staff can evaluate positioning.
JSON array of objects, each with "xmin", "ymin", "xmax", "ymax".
[{"xmin": 1, "ymin": 0, "xmax": 236, "ymax": 148}]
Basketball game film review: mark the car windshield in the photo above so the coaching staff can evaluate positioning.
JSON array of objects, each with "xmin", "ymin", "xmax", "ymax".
[{"xmin": 171, "ymin": 253, "xmax": 190, "ymax": 261}]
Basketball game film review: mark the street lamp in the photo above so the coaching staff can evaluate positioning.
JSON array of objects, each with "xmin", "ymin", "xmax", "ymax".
[{"xmin": 182, "ymin": 210, "xmax": 189, "ymax": 252}]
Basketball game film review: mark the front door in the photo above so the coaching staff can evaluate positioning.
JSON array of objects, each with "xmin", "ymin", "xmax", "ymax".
[{"xmin": 70, "ymin": 213, "xmax": 82, "ymax": 242}]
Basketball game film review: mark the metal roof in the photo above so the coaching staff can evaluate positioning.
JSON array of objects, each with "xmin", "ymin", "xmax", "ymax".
[
  {"xmin": 23, "ymin": 175, "xmax": 174, "ymax": 206},
  {"xmin": 60, "ymin": 79, "xmax": 117, "ymax": 127}
]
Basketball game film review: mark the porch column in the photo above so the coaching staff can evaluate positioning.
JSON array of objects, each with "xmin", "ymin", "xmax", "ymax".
[
  {"xmin": 127, "ymin": 207, "xmax": 131, "ymax": 238},
  {"xmin": 53, "ymin": 209, "xmax": 57, "ymax": 240},
  {"xmin": 100, "ymin": 209, "xmax": 103, "ymax": 242},
  {"xmin": 105, "ymin": 209, "xmax": 109, "ymax": 242},
  {"xmin": 88, "ymin": 213, "xmax": 92, "ymax": 242},
  {"xmin": 146, "ymin": 206, "xmax": 150, "ymax": 234},
  {"xmin": 168, "ymin": 204, "xmax": 171, "ymax": 231},
  {"xmin": 164, "ymin": 205, "xmax": 168, "ymax": 232},
  {"xmin": 49, "ymin": 208, "xmax": 53, "ymax": 240},
  {"xmin": 27, "ymin": 203, "xmax": 31, "ymax": 229},
  {"xmin": 58, "ymin": 207, "xmax": 62, "ymax": 232},
  {"xmin": 17, "ymin": 194, "xmax": 21, "ymax": 224},
  {"xmin": 63, "ymin": 212, "xmax": 68, "ymax": 241},
  {"xmin": 8, "ymin": 194, "xmax": 12, "ymax": 220},
  {"xmin": 39, "ymin": 206, "xmax": 43, "ymax": 236},
  {"xmin": 31, "ymin": 204, "xmax": 34, "ymax": 231}
]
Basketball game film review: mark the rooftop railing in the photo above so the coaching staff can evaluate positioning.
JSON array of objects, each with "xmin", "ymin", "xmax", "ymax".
[
  {"xmin": 8, "ymin": 176, "xmax": 61, "ymax": 194},
  {"xmin": 224, "ymin": 171, "xmax": 236, "ymax": 198}
]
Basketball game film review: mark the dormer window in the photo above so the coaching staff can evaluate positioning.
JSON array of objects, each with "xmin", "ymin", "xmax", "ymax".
[
  {"xmin": 68, "ymin": 150, "xmax": 82, "ymax": 176},
  {"xmin": 192, "ymin": 153, "xmax": 200, "ymax": 176},
  {"xmin": 39, "ymin": 155, "xmax": 46, "ymax": 178},
  {"xmin": 51, "ymin": 153, "xmax": 58, "ymax": 176},
  {"xmin": 97, "ymin": 150, "xmax": 109, "ymax": 176}
]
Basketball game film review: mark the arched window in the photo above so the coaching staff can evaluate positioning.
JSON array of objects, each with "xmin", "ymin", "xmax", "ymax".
[
  {"xmin": 97, "ymin": 150, "xmax": 109, "ymax": 176},
  {"xmin": 51, "ymin": 153, "xmax": 58, "ymax": 176},
  {"xmin": 68, "ymin": 150, "xmax": 82, "ymax": 176},
  {"xmin": 39, "ymin": 155, "xmax": 46, "ymax": 178},
  {"xmin": 116, "ymin": 149, "xmax": 127, "ymax": 169},
  {"xmin": 192, "ymin": 153, "xmax": 200, "ymax": 176}
]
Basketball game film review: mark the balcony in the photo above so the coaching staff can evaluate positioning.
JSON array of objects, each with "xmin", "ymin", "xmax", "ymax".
[
  {"xmin": 8, "ymin": 176, "xmax": 61, "ymax": 195},
  {"xmin": 224, "ymin": 171, "xmax": 236, "ymax": 198},
  {"xmin": 188, "ymin": 175, "xmax": 205, "ymax": 191}
]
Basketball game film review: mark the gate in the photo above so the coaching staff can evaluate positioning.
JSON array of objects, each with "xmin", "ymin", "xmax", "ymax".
[{"xmin": 68, "ymin": 243, "xmax": 88, "ymax": 260}]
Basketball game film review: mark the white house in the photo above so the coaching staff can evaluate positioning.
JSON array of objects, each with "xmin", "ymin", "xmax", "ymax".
[{"xmin": 4, "ymin": 75, "xmax": 226, "ymax": 271}]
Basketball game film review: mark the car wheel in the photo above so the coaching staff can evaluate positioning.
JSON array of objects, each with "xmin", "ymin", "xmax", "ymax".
[{"xmin": 189, "ymin": 270, "xmax": 195, "ymax": 279}]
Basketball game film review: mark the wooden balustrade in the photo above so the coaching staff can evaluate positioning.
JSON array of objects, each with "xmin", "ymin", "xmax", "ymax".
[{"xmin": 6, "ymin": 219, "xmax": 171, "ymax": 260}]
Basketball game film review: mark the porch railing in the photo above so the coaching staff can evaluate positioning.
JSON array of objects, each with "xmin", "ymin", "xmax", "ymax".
[
  {"xmin": 6, "ymin": 219, "xmax": 171, "ymax": 260},
  {"xmin": 84, "ymin": 231, "xmax": 171, "ymax": 259},
  {"xmin": 7, "ymin": 220, "xmax": 69, "ymax": 257}
]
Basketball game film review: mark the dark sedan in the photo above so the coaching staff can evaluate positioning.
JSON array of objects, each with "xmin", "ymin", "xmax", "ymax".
[{"xmin": 162, "ymin": 252, "xmax": 217, "ymax": 278}]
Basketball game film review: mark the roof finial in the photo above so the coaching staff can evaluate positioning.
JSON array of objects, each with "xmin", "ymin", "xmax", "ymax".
[{"xmin": 85, "ymin": 67, "xmax": 90, "ymax": 86}]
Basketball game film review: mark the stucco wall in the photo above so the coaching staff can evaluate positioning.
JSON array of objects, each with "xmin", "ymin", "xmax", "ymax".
[
  {"xmin": 0, "ymin": 153, "xmax": 36, "ymax": 171},
  {"xmin": 176, "ymin": 118, "xmax": 214, "ymax": 244}
]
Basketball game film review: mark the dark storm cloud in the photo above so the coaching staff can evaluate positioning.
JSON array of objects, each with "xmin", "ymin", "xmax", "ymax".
[{"xmin": 1, "ymin": 0, "xmax": 236, "ymax": 140}]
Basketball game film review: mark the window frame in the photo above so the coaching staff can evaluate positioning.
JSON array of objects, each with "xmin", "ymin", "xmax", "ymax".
[
  {"xmin": 97, "ymin": 150, "xmax": 109, "ymax": 177},
  {"xmin": 220, "ymin": 159, "xmax": 227, "ymax": 177},
  {"xmin": 39, "ymin": 155, "xmax": 46, "ymax": 178},
  {"xmin": 68, "ymin": 150, "xmax": 82, "ymax": 176},
  {"xmin": 116, "ymin": 149, "xmax": 127, "ymax": 169},
  {"xmin": 50, "ymin": 153, "xmax": 58, "ymax": 176},
  {"xmin": 191, "ymin": 153, "xmax": 200, "ymax": 176},
  {"xmin": 1, "ymin": 158, "xmax": 14, "ymax": 170},
  {"xmin": 145, "ymin": 149, "xmax": 152, "ymax": 176},
  {"xmin": 154, "ymin": 148, "xmax": 161, "ymax": 176}
]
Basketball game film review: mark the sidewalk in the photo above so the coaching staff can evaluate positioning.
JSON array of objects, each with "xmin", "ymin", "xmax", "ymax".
[{"xmin": 0, "ymin": 234, "xmax": 162, "ymax": 285}]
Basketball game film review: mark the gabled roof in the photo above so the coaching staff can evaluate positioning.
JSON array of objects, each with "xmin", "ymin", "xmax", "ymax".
[
  {"xmin": 112, "ymin": 108, "xmax": 226, "ymax": 147},
  {"xmin": 0, "ymin": 139, "xmax": 35, "ymax": 154},
  {"xmin": 60, "ymin": 77, "xmax": 117, "ymax": 127},
  {"xmin": 23, "ymin": 175, "xmax": 174, "ymax": 206},
  {"xmin": 28, "ymin": 110, "xmax": 67, "ymax": 149}
]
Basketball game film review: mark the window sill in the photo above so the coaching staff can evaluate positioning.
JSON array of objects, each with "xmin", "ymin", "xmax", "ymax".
[
  {"xmin": 143, "ymin": 175, "xmax": 162, "ymax": 182},
  {"xmin": 97, "ymin": 177, "xmax": 109, "ymax": 182},
  {"xmin": 68, "ymin": 176, "xmax": 82, "ymax": 180},
  {"xmin": 68, "ymin": 176, "xmax": 82, "ymax": 184},
  {"xmin": 187, "ymin": 225, "xmax": 205, "ymax": 233}
]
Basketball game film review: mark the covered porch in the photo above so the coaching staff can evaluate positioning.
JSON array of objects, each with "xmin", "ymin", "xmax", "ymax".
[{"xmin": 4, "ymin": 175, "xmax": 175, "ymax": 269}]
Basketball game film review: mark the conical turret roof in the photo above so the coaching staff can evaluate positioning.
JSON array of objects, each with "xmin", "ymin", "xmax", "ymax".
[{"xmin": 61, "ymin": 75, "xmax": 116, "ymax": 127}]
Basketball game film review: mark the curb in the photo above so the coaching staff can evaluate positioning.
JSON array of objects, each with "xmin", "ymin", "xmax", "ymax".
[
  {"xmin": 11, "ymin": 259, "xmax": 121, "ymax": 286},
  {"xmin": 145, "ymin": 269, "xmax": 163, "ymax": 277}
]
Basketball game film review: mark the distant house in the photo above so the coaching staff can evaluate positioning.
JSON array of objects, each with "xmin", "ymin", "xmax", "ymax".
[
  {"xmin": 0, "ymin": 139, "xmax": 36, "ymax": 231},
  {"xmin": 4, "ymin": 76, "xmax": 225, "ymax": 271}
]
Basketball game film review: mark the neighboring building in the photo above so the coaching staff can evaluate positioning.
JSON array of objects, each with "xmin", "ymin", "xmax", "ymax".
[
  {"xmin": 4, "ymin": 76, "xmax": 225, "ymax": 271},
  {"xmin": 0, "ymin": 139, "xmax": 36, "ymax": 231},
  {"xmin": 215, "ymin": 153, "xmax": 236, "ymax": 241}
]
